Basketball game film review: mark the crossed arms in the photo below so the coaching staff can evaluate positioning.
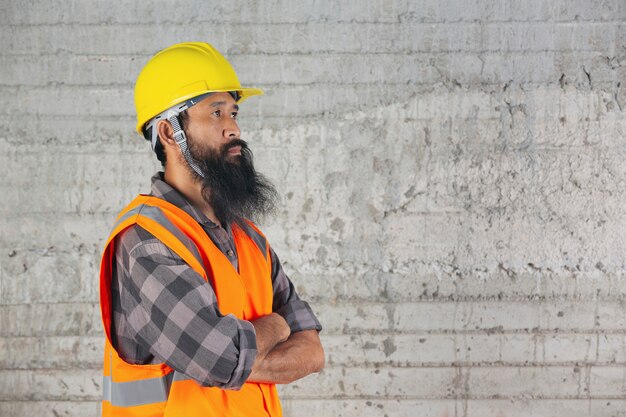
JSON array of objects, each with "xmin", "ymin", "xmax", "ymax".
[
  {"xmin": 113, "ymin": 225, "xmax": 324, "ymax": 390},
  {"xmin": 248, "ymin": 313, "xmax": 325, "ymax": 384}
]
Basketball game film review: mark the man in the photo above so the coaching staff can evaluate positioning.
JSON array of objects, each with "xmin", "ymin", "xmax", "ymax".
[{"xmin": 99, "ymin": 42, "xmax": 324, "ymax": 417}]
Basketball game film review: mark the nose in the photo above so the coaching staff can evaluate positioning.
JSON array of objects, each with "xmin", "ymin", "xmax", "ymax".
[{"xmin": 223, "ymin": 118, "xmax": 240, "ymax": 140}]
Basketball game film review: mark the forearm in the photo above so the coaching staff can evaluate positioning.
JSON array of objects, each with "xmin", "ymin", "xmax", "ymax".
[
  {"xmin": 247, "ymin": 330, "xmax": 325, "ymax": 384},
  {"xmin": 250, "ymin": 312, "xmax": 291, "ymax": 356}
]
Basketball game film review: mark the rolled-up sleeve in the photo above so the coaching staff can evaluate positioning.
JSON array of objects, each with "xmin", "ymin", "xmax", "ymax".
[
  {"xmin": 115, "ymin": 225, "xmax": 257, "ymax": 390},
  {"xmin": 269, "ymin": 247, "xmax": 323, "ymax": 333}
]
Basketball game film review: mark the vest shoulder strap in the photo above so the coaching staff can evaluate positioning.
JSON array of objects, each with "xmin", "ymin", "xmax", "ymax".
[{"xmin": 106, "ymin": 195, "xmax": 206, "ymax": 279}]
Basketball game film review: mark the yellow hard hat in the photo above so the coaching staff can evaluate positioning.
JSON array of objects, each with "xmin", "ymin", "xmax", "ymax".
[{"xmin": 134, "ymin": 42, "xmax": 263, "ymax": 134}]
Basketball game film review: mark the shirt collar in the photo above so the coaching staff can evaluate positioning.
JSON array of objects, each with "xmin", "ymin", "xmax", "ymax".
[{"xmin": 150, "ymin": 171, "xmax": 222, "ymax": 229}]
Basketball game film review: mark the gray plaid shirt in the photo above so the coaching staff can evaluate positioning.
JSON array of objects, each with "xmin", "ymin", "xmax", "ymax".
[{"xmin": 110, "ymin": 172, "xmax": 322, "ymax": 390}]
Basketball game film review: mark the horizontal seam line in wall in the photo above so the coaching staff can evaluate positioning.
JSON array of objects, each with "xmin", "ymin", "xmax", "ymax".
[
  {"xmin": 0, "ymin": 49, "xmax": 621, "ymax": 59},
  {"xmin": 3, "ymin": 299, "xmax": 626, "ymax": 306},
  {"xmin": 1, "ymin": 112, "xmax": 620, "ymax": 119},
  {"xmin": 0, "ymin": 361, "xmax": 626, "ymax": 375},
  {"xmin": 276, "ymin": 395, "xmax": 626, "ymax": 400},
  {"xmin": 3, "ymin": 331, "xmax": 626, "ymax": 338},
  {"xmin": 4, "ymin": 331, "xmax": 626, "ymax": 337},
  {"xmin": 0, "ymin": 398, "xmax": 625, "ymax": 403},
  {"xmin": 2, "ymin": 20, "xmax": 625, "ymax": 28},
  {"xmin": 0, "ymin": 82, "xmax": 470, "ymax": 88},
  {"xmin": 0, "ymin": 81, "xmax": 621, "ymax": 90},
  {"xmin": 0, "ymin": 334, "xmax": 103, "ymax": 337},
  {"xmin": 271, "ymin": 397, "xmax": 626, "ymax": 400},
  {"xmin": 0, "ymin": 400, "xmax": 99, "ymax": 402},
  {"xmin": 0, "ymin": 115, "xmax": 317, "ymax": 119},
  {"xmin": 0, "ymin": 397, "xmax": 624, "ymax": 402},
  {"xmin": 4, "ymin": 362, "xmax": 626, "ymax": 369},
  {"xmin": 1, "ymin": 365, "xmax": 625, "ymax": 370},
  {"xmin": 4, "ymin": 298, "xmax": 626, "ymax": 305},
  {"xmin": 322, "ymin": 330, "xmax": 626, "ymax": 335},
  {"xmin": 1, "ymin": 49, "xmax": 622, "ymax": 58},
  {"xmin": 321, "ymin": 362, "xmax": 626, "ymax": 367},
  {"xmin": 1, "ymin": 113, "xmax": 621, "ymax": 120},
  {"xmin": 0, "ymin": 81, "xmax": 476, "ymax": 89},
  {"xmin": 0, "ymin": 301, "xmax": 98, "ymax": 306},
  {"xmin": 0, "ymin": 112, "xmax": 626, "ymax": 119},
  {"xmin": 4, "ymin": 147, "xmax": 625, "ymax": 154},
  {"xmin": 6, "ymin": 110, "xmax": 619, "ymax": 117},
  {"xmin": 4, "ymin": 145, "xmax": 626, "ymax": 152},
  {"xmin": 0, "ymin": 300, "xmax": 620, "ymax": 306},
  {"xmin": 1, "ymin": 398, "xmax": 623, "ymax": 402}
]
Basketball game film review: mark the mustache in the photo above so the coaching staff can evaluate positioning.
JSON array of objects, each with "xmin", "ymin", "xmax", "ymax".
[{"xmin": 220, "ymin": 138, "xmax": 248, "ymax": 156}]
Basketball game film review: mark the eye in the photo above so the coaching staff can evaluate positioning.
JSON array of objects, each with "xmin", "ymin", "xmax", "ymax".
[
  {"xmin": 212, "ymin": 110, "xmax": 222, "ymax": 117},
  {"xmin": 231, "ymin": 111, "xmax": 238, "ymax": 119}
]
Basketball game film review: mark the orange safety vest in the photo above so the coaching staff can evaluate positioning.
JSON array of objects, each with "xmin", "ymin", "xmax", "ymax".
[{"xmin": 99, "ymin": 194, "xmax": 282, "ymax": 417}]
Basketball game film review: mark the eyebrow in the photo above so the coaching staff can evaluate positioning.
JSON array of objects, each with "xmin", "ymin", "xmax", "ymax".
[{"xmin": 210, "ymin": 101, "xmax": 239, "ymax": 111}]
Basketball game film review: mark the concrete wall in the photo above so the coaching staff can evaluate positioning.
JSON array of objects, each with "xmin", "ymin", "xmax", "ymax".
[{"xmin": 1, "ymin": 1, "xmax": 625, "ymax": 416}]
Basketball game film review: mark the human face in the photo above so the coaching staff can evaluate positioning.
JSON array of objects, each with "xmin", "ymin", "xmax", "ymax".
[
  {"xmin": 179, "ymin": 93, "xmax": 279, "ymax": 226},
  {"xmin": 183, "ymin": 92, "xmax": 242, "ymax": 157}
]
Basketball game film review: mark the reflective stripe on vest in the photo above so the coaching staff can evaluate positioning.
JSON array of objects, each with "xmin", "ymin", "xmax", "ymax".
[
  {"xmin": 103, "ymin": 370, "xmax": 199, "ymax": 408},
  {"xmin": 111, "ymin": 204, "xmax": 204, "ymax": 270},
  {"xmin": 104, "ymin": 335, "xmax": 199, "ymax": 410},
  {"xmin": 103, "ymin": 374, "xmax": 170, "ymax": 407}
]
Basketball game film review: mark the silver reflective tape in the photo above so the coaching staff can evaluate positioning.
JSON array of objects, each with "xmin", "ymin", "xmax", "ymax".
[
  {"xmin": 238, "ymin": 223, "xmax": 268, "ymax": 261},
  {"xmin": 103, "ymin": 374, "xmax": 111, "ymax": 401},
  {"xmin": 137, "ymin": 205, "xmax": 204, "ymax": 269},
  {"xmin": 110, "ymin": 205, "xmax": 144, "ymax": 234},
  {"xmin": 110, "ymin": 203, "xmax": 204, "ymax": 272},
  {"xmin": 103, "ymin": 375, "xmax": 170, "ymax": 407}
]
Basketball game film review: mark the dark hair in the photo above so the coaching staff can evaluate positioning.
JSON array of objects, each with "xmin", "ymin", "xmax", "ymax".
[{"xmin": 142, "ymin": 110, "xmax": 189, "ymax": 167}]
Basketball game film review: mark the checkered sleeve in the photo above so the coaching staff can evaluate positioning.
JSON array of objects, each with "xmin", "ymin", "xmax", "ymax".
[
  {"xmin": 115, "ymin": 225, "xmax": 257, "ymax": 390},
  {"xmin": 270, "ymin": 246, "xmax": 323, "ymax": 333}
]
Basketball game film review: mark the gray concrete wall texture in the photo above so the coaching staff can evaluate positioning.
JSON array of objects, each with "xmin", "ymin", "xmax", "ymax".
[{"xmin": 1, "ymin": 0, "xmax": 625, "ymax": 416}]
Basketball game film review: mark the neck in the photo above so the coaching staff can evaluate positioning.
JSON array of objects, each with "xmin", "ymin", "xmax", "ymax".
[{"xmin": 163, "ymin": 165, "xmax": 222, "ymax": 226}]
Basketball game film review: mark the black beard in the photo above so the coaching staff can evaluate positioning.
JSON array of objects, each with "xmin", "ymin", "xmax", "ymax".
[{"xmin": 188, "ymin": 138, "xmax": 279, "ymax": 227}]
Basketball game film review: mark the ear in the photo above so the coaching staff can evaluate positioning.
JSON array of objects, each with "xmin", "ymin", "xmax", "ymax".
[{"xmin": 156, "ymin": 120, "xmax": 179, "ymax": 153}]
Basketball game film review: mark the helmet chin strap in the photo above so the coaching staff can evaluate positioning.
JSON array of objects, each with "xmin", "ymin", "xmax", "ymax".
[{"xmin": 166, "ymin": 111, "xmax": 205, "ymax": 179}]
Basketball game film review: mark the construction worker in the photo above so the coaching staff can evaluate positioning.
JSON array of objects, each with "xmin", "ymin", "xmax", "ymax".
[{"xmin": 99, "ymin": 42, "xmax": 324, "ymax": 416}]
